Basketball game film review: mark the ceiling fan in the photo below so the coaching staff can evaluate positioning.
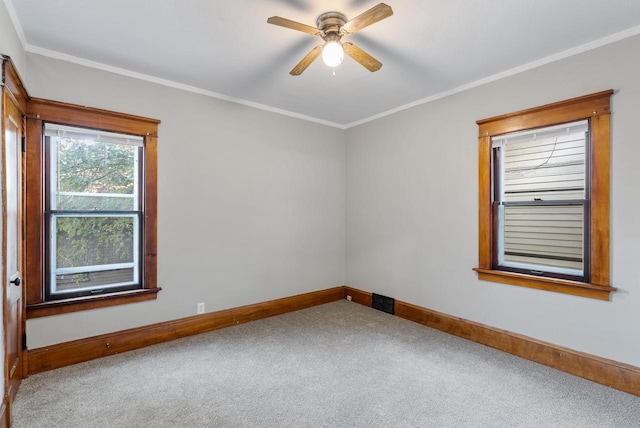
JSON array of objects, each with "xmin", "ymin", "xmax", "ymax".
[{"xmin": 267, "ymin": 3, "xmax": 393, "ymax": 75}]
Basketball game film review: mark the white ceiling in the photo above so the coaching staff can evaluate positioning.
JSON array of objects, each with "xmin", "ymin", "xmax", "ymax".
[{"xmin": 6, "ymin": 0, "xmax": 640, "ymax": 128}]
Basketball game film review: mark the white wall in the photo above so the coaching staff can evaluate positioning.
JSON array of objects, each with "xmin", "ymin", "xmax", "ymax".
[
  {"xmin": 24, "ymin": 55, "xmax": 346, "ymax": 348},
  {"xmin": 0, "ymin": 0, "xmax": 25, "ymax": 72},
  {"xmin": 346, "ymin": 34, "xmax": 640, "ymax": 367}
]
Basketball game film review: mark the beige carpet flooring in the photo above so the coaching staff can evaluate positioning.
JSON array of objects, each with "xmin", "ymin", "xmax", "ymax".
[{"xmin": 11, "ymin": 300, "xmax": 640, "ymax": 427}]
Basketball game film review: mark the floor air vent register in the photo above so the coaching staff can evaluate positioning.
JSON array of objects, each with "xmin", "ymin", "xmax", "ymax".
[{"xmin": 371, "ymin": 293, "xmax": 395, "ymax": 315}]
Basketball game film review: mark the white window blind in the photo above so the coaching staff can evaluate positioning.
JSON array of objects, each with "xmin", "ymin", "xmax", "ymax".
[{"xmin": 493, "ymin": 120, "xmax": 588, "ymax": 275}]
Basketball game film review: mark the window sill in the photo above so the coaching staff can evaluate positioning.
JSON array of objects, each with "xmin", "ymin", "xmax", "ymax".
[
  {"xmin": 26, "ymin": 287, "xmax": 161, "ymax": 319},
  {"xmin": 473, "ymin": 268, "xmax": 615, "ymax": 301}
]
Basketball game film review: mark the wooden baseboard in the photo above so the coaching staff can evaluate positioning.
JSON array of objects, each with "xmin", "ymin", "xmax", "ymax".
[
  {"xmin": 0, "ymin": 396, "xmax": 8, "ymax": 428},
  {"xmin": 27, "ymin": 284, "xmax": 640, "ymax": 397},
  {"xmin": 28, "ymin": 286, "xmax": 345, "ymax": 374},
  {"xmin": 343, "ymin": 286, "xmax": 372, "ymax": 306},
  {"xmin": 345, "ymin": 286, "xmax": 640, "ymax": 396}
]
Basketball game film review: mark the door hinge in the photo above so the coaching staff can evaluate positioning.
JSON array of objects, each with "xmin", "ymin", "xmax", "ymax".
[
  {"xmin": 22, "ymin": 333, "xmax": 27, "ymax": 351},
  {"xmin": 21, "ymin": 136, "xmax": 26, "ymax": 152}
]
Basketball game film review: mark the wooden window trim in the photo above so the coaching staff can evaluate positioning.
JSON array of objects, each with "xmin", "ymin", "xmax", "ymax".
[
  {"xmin": 473, "ymin": 90, "xmax": 616, "ymax": 301},
  {"xmin": 25, "ymin": 98, "xmax": 161, "ymax": 318}
]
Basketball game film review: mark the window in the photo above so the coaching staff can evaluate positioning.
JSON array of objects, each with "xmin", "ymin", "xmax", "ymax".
[
  {"xmin": 493, "ymin": 120, "xmax": 588, "ymax": 281},
  {"xmin": 26, "ymin": 99, "xmax": 161, "ymax": 317},
  {"xmin": 45, "ymin": 124, "xmax": 143, "ymax": 300},
  {"xmin": 474, "ymin": 90, "xmax": 616, "ymax": 300}
]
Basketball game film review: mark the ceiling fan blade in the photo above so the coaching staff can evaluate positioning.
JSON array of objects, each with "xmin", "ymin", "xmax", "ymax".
[
  {"xmin": 343, "ymin": 43, "xmax": 382, "ymax": 72},
  {"xmin": 342, "ymin": 3, "xmax": 393, "ymax": 34},
  {"xmin": 290, "ymin": 45, "xmax": 323, "ymax": 75},
  {"xmin": 267, "ymin": 16, "xmax": 321, "ymax": 36}
]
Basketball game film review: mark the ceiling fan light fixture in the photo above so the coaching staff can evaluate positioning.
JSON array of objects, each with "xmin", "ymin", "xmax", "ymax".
[
  {"xmin": 322, "ymin": 40, "xmax": 344, "ymax": 67},
  {"xmin": 267, "ymin": 4, "xmax": 392, "ymax": 75}
]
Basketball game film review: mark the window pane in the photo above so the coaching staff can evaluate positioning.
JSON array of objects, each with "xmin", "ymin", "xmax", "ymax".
[
  {"xmin": 496, "ymin": 121, "xmax": 587, "ymax": 203},
  {"xmin": 51, "ymin": 215, "xmax": 138, "ymax": 294},
  {"xmin": 54, "ymin": 216, "xmax": 135, "ymax": 268},
  {"xmin": 502, "ymin": 204, "xmax": 583, "ymax": 272},
  {"xmin": 55, "ymin": 268, "xmax": 135, "ymax": 293},
  {"xmin": 46, "ymin": 124, "xmax": 139, "ymax": 211},
  {"xmin": 56, "ymin": 193, "xmax": 135, "ymax": 211}
]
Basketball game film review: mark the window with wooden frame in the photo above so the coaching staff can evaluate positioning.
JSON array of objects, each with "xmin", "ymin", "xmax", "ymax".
[
  {"xmin": 25, "ymin": 99, "xmax": 161, "ymax": 317},
  {"xmin": 474, "ymin": 90, "xmax": 616, "ymax": 301}
]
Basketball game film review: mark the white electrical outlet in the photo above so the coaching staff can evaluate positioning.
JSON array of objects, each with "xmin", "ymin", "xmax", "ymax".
[{"xmin": 197, "ymin": 302, "xmax": 205, "ymax": 314}]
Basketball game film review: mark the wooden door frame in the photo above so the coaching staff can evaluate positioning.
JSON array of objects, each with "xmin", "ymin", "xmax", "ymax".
[{"xmin": 1, "ymin": 55, "xmax": 29, "ymax": 428}]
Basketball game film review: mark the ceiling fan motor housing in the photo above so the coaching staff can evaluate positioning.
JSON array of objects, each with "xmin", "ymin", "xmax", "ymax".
[{"xmin": 316, "ymin": 12, "xmax": 347, "ymax": 40}]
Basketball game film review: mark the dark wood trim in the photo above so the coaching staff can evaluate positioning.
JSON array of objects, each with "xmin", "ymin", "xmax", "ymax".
[
  {"xmin": 26, "ymin": 287, "xmax": 161, "ymax": 318},
  {"xmin": 473, "ymin": 268, "xmax": 615, "ymax": 301},
  {"xmin": 476, "ymin": 90, "xmax": 614, "ymax": 136},
  {"xmin": 27, "ymin": 286, "xmax": 345, "ymax": 374},
  {"xmin": 0, "ymin": 396, "xmax": 8, "ymax": 428},
  {"xmin": 589, "ymin": 113, "xmax": 610, "ymax": 286},
  {"xmin": 27, "ymin": 98, "xmax": 159, "ymax": 137},
  {"xmin": 1, "ymin": 55, "xmax": 29, "ymax": 114},
  {"xmin": 478, "ymin": 134, "xmax": 492, "ymax": 269},
  {"xmin": 24, "ymin": 117, "xmax": 44, "ymax": 306},
  {"xmin": 343, "ymin": 287, "xmax": 639, "ymax": 396},
  {"xmin": 144, "ymin": 135, "xmax": 158, "ymax": 289}
]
